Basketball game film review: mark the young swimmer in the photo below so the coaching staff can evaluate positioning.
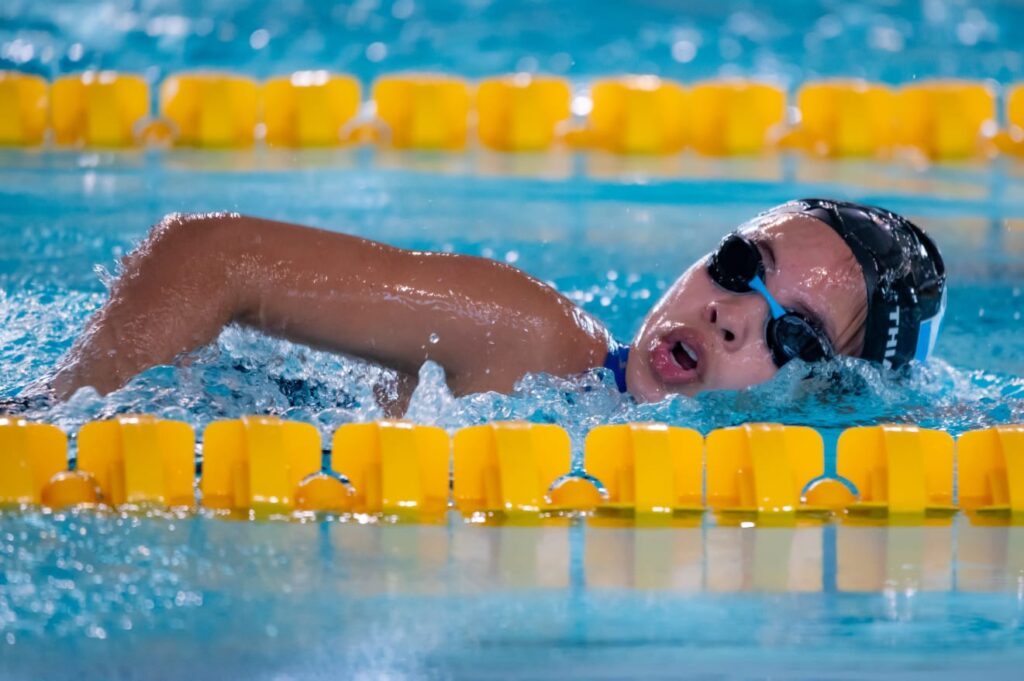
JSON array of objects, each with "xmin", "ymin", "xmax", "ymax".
[{"xmin": 44, "ymin": 198, "xmax": 946, "ymax": 409}]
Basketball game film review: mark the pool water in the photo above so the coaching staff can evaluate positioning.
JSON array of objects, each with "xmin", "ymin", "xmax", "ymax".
[
  {"xmin": 2, "ymin": 150, "xmax": 1024, "ymax": 680},
  {"xmin": 2, "ymin": 151, "xmax": 1023, "ymax": 444},
  {"xmin": 4, "ymin": 0, "xmax": 1024, "ymax": 678}
]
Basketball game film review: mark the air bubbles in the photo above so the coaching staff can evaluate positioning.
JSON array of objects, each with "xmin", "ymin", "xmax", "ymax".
[
  {"xmin": 549, "ymin": 52, "xmax": 573, "ymax": 72},
  {"xmin": 2, "ymin": 39, "xmax": 35, "ymax": 64},
  {"xmin": 428, "ymin": 332, "xmax": 439, "ymax": 344},
  {"xmin": 814, "ymin": 15, "xmax": 843, "ymax": 40},
  {"xmin": 249, "ymin": 29, "xmax": 270, "ymax": 50},
  {"xmin": 366, "ymin": 41, "xmax": 388, "ymax": 62},
  {"xmin": 671, "ymin": 40, "xmax": 697, "ymax": 64},
  {"xmin": 515, "ymin": 56, "xmax": 539, "ymax": 73},
  {"xmin": 391, "ymin": 0, "xmax": 415, "ymax": 20},
  {"xmin": 869, "ymin": 26, "xmax": 905, "ymax": 52}
]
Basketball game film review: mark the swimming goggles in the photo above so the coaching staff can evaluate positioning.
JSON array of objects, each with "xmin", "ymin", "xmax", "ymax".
[{"xmin": 707, "ymin": 232, "xmax": 834, "ymax": 368}]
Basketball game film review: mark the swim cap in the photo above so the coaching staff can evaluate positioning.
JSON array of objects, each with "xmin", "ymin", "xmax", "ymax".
[{"xmin": 781, "ymin": 198, "xmax": 947, "ymax": 369}]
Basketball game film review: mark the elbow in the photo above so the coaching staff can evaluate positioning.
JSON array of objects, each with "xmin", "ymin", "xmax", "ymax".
[
  {"xmin": 120, "ymin": 211, "xmax": 246, "ymax": 307},
  {"xmin": 143, "ymin": 211, "xmax": 243, "ymax": 254}
]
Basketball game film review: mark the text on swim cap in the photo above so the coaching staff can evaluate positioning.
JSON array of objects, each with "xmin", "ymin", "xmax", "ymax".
[{"xmin": 883, "ymin": 308, "xmax": 900, "ymax": 368}]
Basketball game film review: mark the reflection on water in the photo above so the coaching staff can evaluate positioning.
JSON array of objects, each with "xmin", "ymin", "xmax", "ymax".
[{"xmin": 3, "ymin": 512, "xmax": 1024, "ymax": 680}]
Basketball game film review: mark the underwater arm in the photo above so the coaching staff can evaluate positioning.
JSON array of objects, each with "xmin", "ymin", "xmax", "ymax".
[{"xmin": 50, "ymin": 213, "xmax": 610, "ymax": 398}]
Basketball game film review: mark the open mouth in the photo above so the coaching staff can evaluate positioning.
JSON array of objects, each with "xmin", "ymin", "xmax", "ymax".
[
  {"xmin": 671, "ymin": 340, "xmax": 698, "ymax": 371},
  {"xmin": 649, "ymin": 329, "xmax": 703, "ymax": 385}
]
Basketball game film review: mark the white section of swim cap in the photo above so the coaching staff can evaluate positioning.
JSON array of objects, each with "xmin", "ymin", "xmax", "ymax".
[{"xmin": 913, "ymin": 288, "xmax": 947, "ymax": 362}]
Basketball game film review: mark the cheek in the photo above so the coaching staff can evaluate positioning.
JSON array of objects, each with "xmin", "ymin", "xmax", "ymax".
[
  {"xmin": 709, "ymin": 342, "xmax": 778, "ymax": 391},
  {"xmin": 643, "ymin": 266, "xmax": 711, "ymax": 324}
]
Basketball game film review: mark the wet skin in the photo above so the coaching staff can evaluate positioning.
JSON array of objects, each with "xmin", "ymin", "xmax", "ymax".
[
  {"xmin": 626, "ymin": 212, "xmax": 867, "ymax": 401},
  {"xmin": 47, "ymin": 209, "xmax": 867, "ymax": 410}
]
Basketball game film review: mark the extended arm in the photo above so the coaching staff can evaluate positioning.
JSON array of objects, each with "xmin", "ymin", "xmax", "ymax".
[{"xmin": 50, "ymin": 213, "xmax": 611, "ymax": 399}]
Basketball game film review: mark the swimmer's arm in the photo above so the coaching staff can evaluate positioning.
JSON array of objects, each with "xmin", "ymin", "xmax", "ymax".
[{"xmin": 50, "ymin": 213, "xmax": 611, "ymax": 399}]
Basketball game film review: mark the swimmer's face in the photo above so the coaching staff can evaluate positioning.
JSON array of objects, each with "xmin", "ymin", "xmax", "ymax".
[{"xmin": 627, "ymin": 212, "xmax": 867, "ymax": 402}]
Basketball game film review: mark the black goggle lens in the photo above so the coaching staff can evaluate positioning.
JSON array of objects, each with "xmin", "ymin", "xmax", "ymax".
[
  {"xmin": 708, "ymin": 232, "xmax": 834, "ymax": 368},
  {"xmin": 768, "ymin": 315, "xmax": 832, "ymax": 367},
  {"xmin": 707, "ymin": 233, "xmax": 765, "ymax": 293}
]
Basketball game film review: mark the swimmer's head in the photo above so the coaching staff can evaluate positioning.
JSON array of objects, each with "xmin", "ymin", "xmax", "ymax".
[{"xmin": 626, "ymin": 199, "xmax": 946, "ymax": 402}]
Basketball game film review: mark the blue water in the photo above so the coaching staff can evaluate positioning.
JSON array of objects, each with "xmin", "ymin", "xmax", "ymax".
[
  {"xmin": 3, "ymin": 0, "xmax": 1024, "ymax": 86},
  {"xmin": 2, "ymin": 151, "xmax": 1023, "ymax": 445},
  {"xmin": 2, "ymin": 149, "xmax": 1024, "ymax": 679},
  {"xmin": 3, "ymin": 1, "xmax": 1024, "ymax": 679}
]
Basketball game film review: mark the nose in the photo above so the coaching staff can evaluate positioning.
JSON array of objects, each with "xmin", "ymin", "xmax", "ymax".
[{"xmin": 704, "ymin": 294, "xmax": 766, "ymax": 352}]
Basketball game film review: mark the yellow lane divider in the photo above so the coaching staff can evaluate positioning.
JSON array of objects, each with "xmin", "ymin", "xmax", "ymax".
[
  {"xmin": 689, "ymin": 80, "xmax": 786, "ymax": 156},
  {"xmin": 3, "ymin": 416, "xmax": 1024, "ymax": 526},
  {"xmin": 264, "ymin": 71, "xmax": 360, "ymax": 147},
  {"xmin": 996, "ymin": 84, "xmax": 1024, "ymax": 156},
  {"xmin": 453, "ymin": 421, "xmax": 572, "ymax": 518},
  {"xmin": 160, "ymin": 71, "xmax": 260, "ymax": 147},
  {"xmin": 838, "ymin": 424, "xmax": 956, "ymax": 522},
  {"xmin": 331, "ymin": 420, "xmax": 448, "ymax": 518},
  {"xmin": 201, "ymin": 415, "xmax": 321, "ymax": 514},
  {"xmin": 1, "ymin": 69, "xmax": 1020, "ymax": 158},
  {"xmin": 895, "ymin": 80, "xmax": 996, "ymax": 160},
  {"xmin": 958, "ymin": 425, "xmax": 1024, "ymax": 520},
  {"xmin": 52, "ymin": 71, "xmax": 149, "ymax": 147},
  {"xmin": 0, "ymin": 72, "xmax": 47, "ymax": 146},
  {"xmin": 706, "ymin": 423, "xmax": 827, "ymax": 522},
  {"xmin": 372, "ymin": 73, "xmax": 471, "ymax": 150},
  {"xmin": 0, "ymin": 417, "xmax": 67, "ymax": 505},
  {"xmin": 787, "ymin": 80, "xmax": 896, "ymax": 157},
  {"xmin": 77, "ymin": 415, "xmax": 194, "ymax": 506},
  {"xmin": 584, "ymin": 76, "xmax": 688, "ymax": 154},
  {"xmin": 584, "ymin": 423, "xmax": 702, "ymax": 518},
  {"xmin": 477, "ymin": 74, "xmax": 570, "ymax": 151}
]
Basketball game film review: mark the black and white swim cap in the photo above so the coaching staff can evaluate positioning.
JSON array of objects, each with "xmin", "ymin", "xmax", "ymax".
[{"xmin": 778, "ymin": 198, "xmax": 947, "ymax": 369}]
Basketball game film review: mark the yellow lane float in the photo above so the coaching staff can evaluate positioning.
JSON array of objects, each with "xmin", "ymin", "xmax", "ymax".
[
  {"xmin": 0, "ymin": 418, "xmax": 67, "ymax": 506},
  {"xmin": 5, "ymin": 415, "xmax": 1024, "ymax": 527},
  {"xmin": 792, "ymin": 80, "xmax": 896, "ymax": 157},
  {"xmin": 51, "ymin": 71, "xmax": 149, "ymax": 147},
  {"xmin": 0, "ymin": 71, "xmax": 48, "ymax": 146},
  {"xmin": 373, "ymin": 73, "xmax": 470, "ymax": 150},
  {"xmin": 958, "ymin": 425, "xmax": 1024, "ymax": 521},
  {"xmin": 453, "ymin": 422, "xmax": 572, "ymax": 517},
  {"xmin": 77, "ymin": 415, "xmax": 194, "ymax": 507},
  {"xmin": 476, "ymin": 74, "xmax": 570, "ymax": 151},
  {"xmin": 201, "ymin": 416, "xmax": 323, "ymax": 514},
  {"xmin": 838, "ymin": 424, "xmax": 956, "ymax": 521},
  {"xmin": 160, "ymin": 72, "xmax": 260, "ymax": 147},
  {"xmin": 690, "ymin": 80, "xmax": 785, "ymax": 155},
  {"xmin": 705, "ymin": 423, "xmax": 826, "ymax": 522},
  {"xmin": 895, "ymin": 80, "xmax": 996, "ymax": 159},
  {"xmin": 264, "ymin": 71, "xmax": 361, "ymax": 147},
  {"xmin": 586, "ymin": 76, "xmax": 688, "ymax": 154},
  {"xmin": 583, "ymin": 423, "xmax": 703, "ymax": 518},
  {"xmin": 996, "ymin": 83, "xmax": 1024, "ymax": 156},
  {"xmin": 331, "ymin": 420, "xmax": 448, "ymax": 518}
]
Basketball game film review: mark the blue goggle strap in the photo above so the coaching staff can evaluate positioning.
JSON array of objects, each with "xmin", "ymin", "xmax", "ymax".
[{"xmin": 747, "ymin": 276, "xmax": 787, "ymax": 320}]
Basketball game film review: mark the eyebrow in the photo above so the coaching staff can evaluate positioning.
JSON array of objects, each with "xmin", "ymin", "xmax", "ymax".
[{"xmin": 749, "ymin": 234, "xmax": 777, "ymax": 272}]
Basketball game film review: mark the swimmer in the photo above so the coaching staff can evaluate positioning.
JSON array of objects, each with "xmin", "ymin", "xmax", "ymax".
[{"xmin": 43, "ymin": 198, "xmax": 946, "ymax": 411}]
